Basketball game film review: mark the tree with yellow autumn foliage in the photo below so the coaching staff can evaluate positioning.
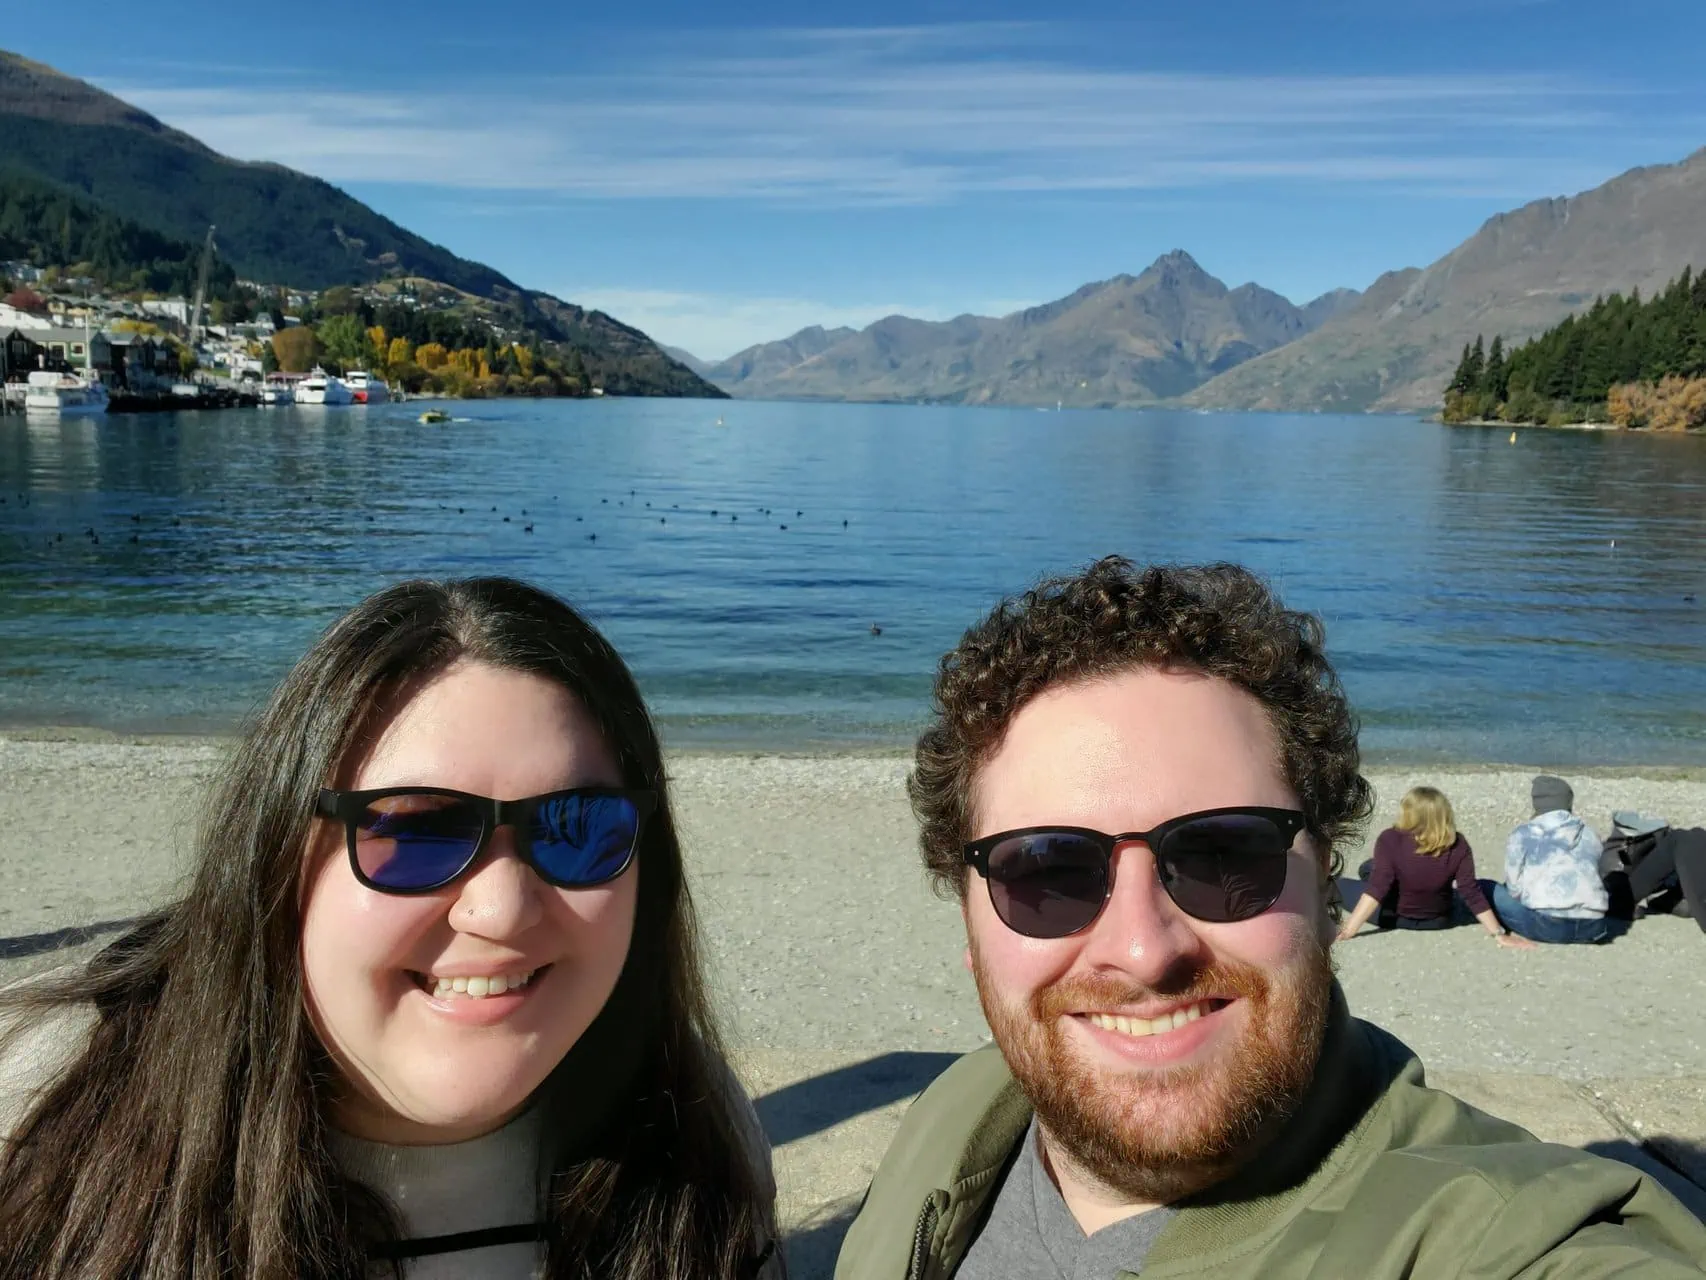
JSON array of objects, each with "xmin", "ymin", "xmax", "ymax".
[
  {"xmin": 1607, "ymin": 375, "xmax": 1706, "ymax": 431},
  {"xmin": 1607, "ymin": 383, "xmax": 1642, "ymax": 427},
  {"xmin": 415, "ymin": 342, "xmax": 449, "ymax": 370},
  {"xmin": 271, "ymin": 326, "xmax": 323, "ymax": 373}
]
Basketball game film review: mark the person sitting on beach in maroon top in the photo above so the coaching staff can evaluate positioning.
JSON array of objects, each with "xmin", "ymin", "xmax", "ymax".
[{"xmin": 1338, "ymin": 786, "xmax": 1533, "ymax": 949}]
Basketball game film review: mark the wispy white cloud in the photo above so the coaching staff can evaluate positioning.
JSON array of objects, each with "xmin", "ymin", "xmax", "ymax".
[
  {"xmin": 559, "ymin": 286, "xmax": 1033, "ymax": 362},
  {"xmin": 110, "ymin": 24, "xmax": 1688, "ymax": 206}
]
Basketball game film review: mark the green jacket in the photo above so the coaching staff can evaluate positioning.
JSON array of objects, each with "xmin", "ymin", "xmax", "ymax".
[{"xmin": 836, "ymin": 996, "xmax": 1706, "ymax": 1280}]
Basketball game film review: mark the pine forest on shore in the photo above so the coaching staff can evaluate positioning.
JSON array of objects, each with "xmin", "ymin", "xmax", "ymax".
[{"xmin": 1444, "ymin": 265, "xmax": 1706, "ymax": 430}]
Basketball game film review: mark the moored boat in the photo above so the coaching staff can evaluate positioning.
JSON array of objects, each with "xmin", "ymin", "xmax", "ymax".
[
  {"xmin": 295, "ymin": 367, "xmax": 353, "ymax": 405},
  {"xmin": 344, "ymin": 370, "xmax": 389, "ymax": 404},
  {"xmin": 23, "ymin": 370, "xmax": 109, "ymax": 417},
  {"xmin": 257, "ymin": 373, "xmax": 295, "ymax": 406}
]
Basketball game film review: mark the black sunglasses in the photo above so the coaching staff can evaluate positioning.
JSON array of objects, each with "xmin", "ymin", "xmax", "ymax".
[
  {"xmin": 317, "ymin": 786, "xmax": 657, "ymax": 895},
  {"xmin": 962, "ymin": 805, "xmax": 1308, "ymax": 938}
]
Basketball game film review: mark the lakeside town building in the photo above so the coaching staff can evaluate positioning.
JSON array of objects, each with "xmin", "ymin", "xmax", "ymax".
[{"xmin": 2, "ymin": 270, "xmax": 509, "ymax": 409}]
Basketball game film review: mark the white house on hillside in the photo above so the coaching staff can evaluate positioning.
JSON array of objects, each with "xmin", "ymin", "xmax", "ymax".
[{"xmin": 140, "ymin": 299, "xmax": 191, "ymax": 326}]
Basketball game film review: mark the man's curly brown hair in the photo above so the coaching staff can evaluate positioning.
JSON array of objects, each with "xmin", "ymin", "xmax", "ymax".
[{"xmin": 909, "ymin": 557, "xmax": 1373, "ymax": 906}]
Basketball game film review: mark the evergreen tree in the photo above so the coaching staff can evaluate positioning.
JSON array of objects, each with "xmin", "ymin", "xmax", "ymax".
[
  {"xmin": 1464, "ymin": 336, "xmax": 1485, "ymax": 392},
  {"xmin": 1541, "ymin": 319, "xmax": 1579, "ymax": 400},
  {"xmin": 1578, "ymin": 327, "xmax": 1619, "ymax": 402},
  {"xmin": 1683, "ymin": 310, "xmax": 1706, "ymax": 377},
  {"xmin": 1482, "ymin": 335, "xmax": 1507, "ymax": 400},
  {"xmin": 1448, "ymin": 342, "xmax": 1476, "ymax": 395}
]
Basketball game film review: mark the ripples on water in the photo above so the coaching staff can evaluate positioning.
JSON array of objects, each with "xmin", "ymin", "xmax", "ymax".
[{"xmin": 2, "ymin": 399, "xmax": 1705, "ymax": 765}]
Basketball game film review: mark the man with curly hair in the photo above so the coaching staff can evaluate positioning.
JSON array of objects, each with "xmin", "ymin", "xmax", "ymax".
[{"xmin": 836, "ymin": 558, "xmax": 1706, "ymax": 1280}]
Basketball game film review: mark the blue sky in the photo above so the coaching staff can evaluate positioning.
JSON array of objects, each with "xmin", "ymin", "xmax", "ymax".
[{"xmin": 14, "ymin": 1, "xmax": 1706, "ymax": 358}]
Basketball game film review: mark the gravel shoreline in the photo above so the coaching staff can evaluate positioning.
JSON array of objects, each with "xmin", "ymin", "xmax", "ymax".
[{"xmin": 2, "ymin": 734, "xmax": 1702, "ymax": 1080}]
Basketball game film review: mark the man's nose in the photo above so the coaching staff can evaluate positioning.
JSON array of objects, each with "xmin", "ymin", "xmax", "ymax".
[
  {"xmin": 450, "ymin": 825, "xmax": 545, "ymax": 937},
  {"xmin": 1072, "ymin": 841, "xmax": 1205, "ymax": 985}
]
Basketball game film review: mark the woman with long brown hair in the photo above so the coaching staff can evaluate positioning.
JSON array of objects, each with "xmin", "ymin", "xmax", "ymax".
[{"xmin": 0, "ymin": 577, "xmax": 779, "ymax": 1279}]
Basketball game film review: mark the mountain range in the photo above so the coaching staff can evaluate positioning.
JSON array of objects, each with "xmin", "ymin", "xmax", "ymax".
[
  {"xmin": 1186, "ymin": 147, "xmax": 1706, "ymax": 412},
  {"xmin": 685, "ymin": 148, "xmax": 1706, "ymax": 413},
  {"xmin": 695, "ymin": 254, "xmax": 1359, "ymax": 408},
  {"xmin": 11, "ymin": 46, "xmax": 1704, "ymax": 413},
  {"xmin": 0, "ymin": 50, "xmax": 721, "ymax": 399}
]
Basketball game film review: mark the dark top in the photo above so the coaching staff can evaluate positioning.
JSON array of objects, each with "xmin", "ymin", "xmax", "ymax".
[{"xmin": 1366, "ymin": 827, "xmax": 1490, "ymax": 920}]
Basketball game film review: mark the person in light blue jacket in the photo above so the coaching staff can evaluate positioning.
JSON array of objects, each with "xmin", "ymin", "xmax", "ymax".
[{"xmin": 1496, "ymin": 775, "xmax": 1610, "ymax": 943}]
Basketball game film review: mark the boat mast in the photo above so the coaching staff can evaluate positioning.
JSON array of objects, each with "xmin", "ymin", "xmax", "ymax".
[{"xmin": 187, "ymin": 226, "xmax": 217, "ymax": 353}]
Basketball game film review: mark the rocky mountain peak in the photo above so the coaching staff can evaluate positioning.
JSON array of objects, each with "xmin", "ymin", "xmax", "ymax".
[{"xmin": 1139, "ymin": 249, "xmax": 1211, "ymax": 287}]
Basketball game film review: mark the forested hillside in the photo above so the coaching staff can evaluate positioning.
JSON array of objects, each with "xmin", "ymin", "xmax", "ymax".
[{"xmin": 0, "ymin": 167, "xmax": 234, "ymax": 296}]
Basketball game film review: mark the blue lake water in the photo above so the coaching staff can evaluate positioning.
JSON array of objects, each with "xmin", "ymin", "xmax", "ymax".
[{"xmin": 2, "ymin": 398, "xmax": 1705, "ymax": 765}]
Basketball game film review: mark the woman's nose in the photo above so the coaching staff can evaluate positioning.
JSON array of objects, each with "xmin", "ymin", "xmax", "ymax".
[{"xmin": 450, "ymin": 825, "xmax": 545, "ymax": 937}]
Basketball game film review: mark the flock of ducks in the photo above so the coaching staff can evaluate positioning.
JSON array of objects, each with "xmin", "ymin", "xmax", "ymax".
[
  {"xmin": 4, "ymin": 486, "xmax": 889, "ymax": 634},
  {"xmin": 427, "ymin": 487, "xmax": 854, "ymax": 545}
]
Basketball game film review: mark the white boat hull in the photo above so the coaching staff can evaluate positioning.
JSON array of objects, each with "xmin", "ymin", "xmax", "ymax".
[
  {"xmin": 24, "ymin": 395, "xmax": 108, "ymax": 417},
  {"xmin": 295, "ymin": 373, "xmax": 353, "ymax": 405},
  {"xmin": 23, "ymin": 372, "xmax": 108, "ymax": 417},
  {"xmin": 345, "ymin": 372, "xmax": 389, "ymax": 404}
]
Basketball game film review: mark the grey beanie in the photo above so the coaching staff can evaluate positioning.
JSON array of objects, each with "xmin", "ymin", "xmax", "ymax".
[{"xmin": 1532, "ymin": 774, "xmax": 1574, "ymax": 815}]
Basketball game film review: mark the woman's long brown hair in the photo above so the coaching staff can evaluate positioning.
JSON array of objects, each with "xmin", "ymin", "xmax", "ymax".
[{"xmin": 0, "ymin": 578, "xmax": 774, "ymax": 1280}]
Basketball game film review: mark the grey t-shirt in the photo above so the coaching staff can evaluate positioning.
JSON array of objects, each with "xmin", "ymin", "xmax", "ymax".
[{"xmin": 957, "ymin": 1120, "xmax": 1176, "ymax": 1280}]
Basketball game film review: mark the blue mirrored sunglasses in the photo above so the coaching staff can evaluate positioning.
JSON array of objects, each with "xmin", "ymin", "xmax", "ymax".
[{"xmin": 316, "ymin": 786, "xmax": 656, "ymax": 894}]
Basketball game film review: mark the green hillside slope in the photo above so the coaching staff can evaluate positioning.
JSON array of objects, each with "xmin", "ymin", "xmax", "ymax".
[
  {"xmin": 0, "ymin": 50, "xmax": 722, "ymax": 399},
  {"xmin": 0, "ymin": 165, "xmax": 235, "ymax": 296}
]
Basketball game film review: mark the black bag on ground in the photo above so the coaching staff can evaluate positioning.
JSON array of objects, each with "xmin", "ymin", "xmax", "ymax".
[
  {"xmin": 1601, "ymin": 811, "xmax": 1669, "ymax": 876},
  {"xmin": 1601, "ymin": 811, "xmax": 1671, "ymax": 919}
]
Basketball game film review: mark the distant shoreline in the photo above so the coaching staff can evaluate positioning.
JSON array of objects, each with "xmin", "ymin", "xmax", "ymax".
[
  {"xmin": 0, "ymin": 721, "xmax": 919, "ymax": 760},
  {"xmin": 1441, "ymin": 416, "xmax": 1624, "ymax": 432},
  {"xmin": 7, "ymin": 724, "xmax": 1706, "ymax": 778}
]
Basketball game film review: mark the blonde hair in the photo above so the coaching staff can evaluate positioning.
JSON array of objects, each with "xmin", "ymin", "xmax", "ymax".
[{"xmin": 1395, "ymin": 785, "xmax": 1457, "ymax": 856}]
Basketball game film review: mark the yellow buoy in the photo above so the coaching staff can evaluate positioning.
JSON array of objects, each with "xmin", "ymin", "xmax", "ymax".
[{"xmin": 1509, "ymin": 431, "xmax": 1517, "ymax": 443}]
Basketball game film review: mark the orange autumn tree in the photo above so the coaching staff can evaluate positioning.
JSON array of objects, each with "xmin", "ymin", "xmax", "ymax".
[
  {"xmin": 270, "ymin": 326, "xmax": 323, "ymax": 373},
  {"xmin": 1607, "ymin": 375, "xmax": 1706, "ymax": 431}
]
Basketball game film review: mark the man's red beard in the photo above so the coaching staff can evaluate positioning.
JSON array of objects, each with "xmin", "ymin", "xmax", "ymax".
[{"xmin": 971, "ymin": 922, "xmax": 1335, "ymax": 1206}]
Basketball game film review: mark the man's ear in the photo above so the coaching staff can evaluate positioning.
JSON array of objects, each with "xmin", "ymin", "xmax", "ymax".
[{"xmin": 1315, "ymin": 841, "xmax": 1342, "ymax": 947}]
